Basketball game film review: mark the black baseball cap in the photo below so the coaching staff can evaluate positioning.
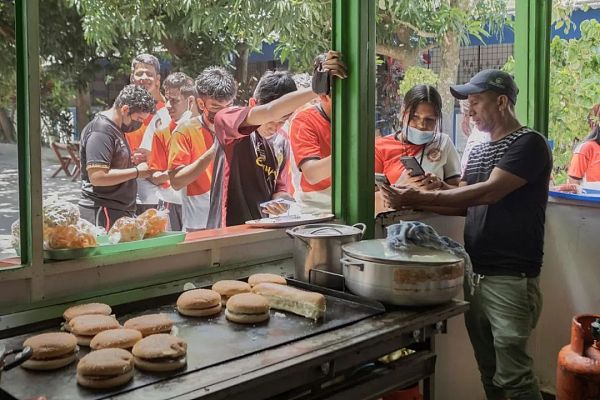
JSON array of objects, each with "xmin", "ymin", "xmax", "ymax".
[{"xmin": 450, "ymin": 69, "xmax": 519, "ymax": 105}]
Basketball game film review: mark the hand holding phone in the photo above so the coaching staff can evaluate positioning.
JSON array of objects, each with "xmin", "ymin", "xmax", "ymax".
[
  {"xmin": 400, "ymin": 156, "xmax": 425, "ymax": 177},
  {"xmin": 375, "ymin": 173, "xmax": 390, "ymax": 187}
]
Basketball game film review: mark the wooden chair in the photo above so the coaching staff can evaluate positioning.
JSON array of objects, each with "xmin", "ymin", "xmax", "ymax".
[
  {"xmin": 66, "ymin": 142, "xmax": 81, "ymax": 181},
  {"xmin": 50, "ymin": 142, "xmax": 73, "ymax": 178}
]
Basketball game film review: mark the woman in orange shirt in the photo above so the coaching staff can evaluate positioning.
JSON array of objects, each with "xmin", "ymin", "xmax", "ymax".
[
  {"xmin": 568, "ymin": 104, "xmax": 600, "ymax": 184},
  {"xmin": 375, "ymin": 85, "xmax": 461, "ymax": 212}
]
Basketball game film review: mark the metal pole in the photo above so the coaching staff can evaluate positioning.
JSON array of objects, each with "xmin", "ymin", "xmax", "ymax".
[
  {"xmin": 332, "ymin": 0, "xmax": 376, "ymax": 238},
  {"xmin": 514, "ymin": 0, "xmax": 551, "ymax": 136},
  {"xmin": 16, "ymin": 0, "xmax": 44, "ymax": 288}
]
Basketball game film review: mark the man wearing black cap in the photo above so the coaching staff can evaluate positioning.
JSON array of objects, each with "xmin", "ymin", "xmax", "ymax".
[{"xmin": 381, "ymin": 69, "xmax": 552, "ymax": 400}]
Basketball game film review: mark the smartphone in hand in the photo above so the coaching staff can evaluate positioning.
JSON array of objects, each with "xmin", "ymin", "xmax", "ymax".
[
  {"xmin": 400, "ymin": 156, "xmax": 425, "ymax": 177},
  {"xmin": 375, "ymin": 173, "xmax": 390, "ymax": 187}
]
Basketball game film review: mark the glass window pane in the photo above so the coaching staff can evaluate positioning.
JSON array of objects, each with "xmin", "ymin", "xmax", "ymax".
[{"xmin": 0, "ymin": 0, "xmax": 20, "ymax": 265}]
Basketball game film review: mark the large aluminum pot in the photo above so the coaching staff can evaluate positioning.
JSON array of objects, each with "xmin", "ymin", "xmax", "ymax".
[
  {"xmin": 287, "ymin": 223, "xmax": 366, "ymax": 289},
  {"xmin": 341, "ymin": 239, "xmax": 464, "ymax": 306}
]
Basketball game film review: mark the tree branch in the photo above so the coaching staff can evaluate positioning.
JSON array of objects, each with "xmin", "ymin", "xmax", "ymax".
[
  {"xmin": 396, "ymin": 20, "xmax": 437, "ymax": 39},
  {"xmin": 376, "ymin": 43, "xmax": 434, "ymax": 65}
]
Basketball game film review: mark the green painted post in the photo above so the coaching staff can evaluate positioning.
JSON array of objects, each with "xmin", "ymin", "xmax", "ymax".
[
  {"xmin": 514, "ymin": 0, "xmax": 552, "ymax": 136},
  {"xmin": 15, "ymin": 0, "xmax": 43, "ymax": 268},
  {"xmin": 332, "ymin": 0, "xmax": 376, "ymax": 238}
]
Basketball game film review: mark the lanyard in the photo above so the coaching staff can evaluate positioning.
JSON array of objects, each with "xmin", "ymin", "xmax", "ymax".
[{"xmin": 395, "ymin": 130, "xmax": 426, "ymax": 164}]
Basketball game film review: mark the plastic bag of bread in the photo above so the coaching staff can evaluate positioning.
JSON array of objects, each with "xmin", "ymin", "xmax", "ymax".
[
  {"xmin": 108, "ymin": 217, "xmax": 146, "ymax": 244},
  {"xmin": 43, "ymin": 196, "xmax": 80, "ymax": 228},
  {"xmin": 45, "ymin": 219, "xmax": 98, "ymax": 250},
  {"xmin": 10, "ymin": 219, "xmax": 20, "ymax": 252},
  {"xmin": 136, "ymin": 208, "xmax": 168, "ymax": 238}
]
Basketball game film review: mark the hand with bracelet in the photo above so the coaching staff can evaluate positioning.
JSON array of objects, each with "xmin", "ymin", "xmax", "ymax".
[{"xmin": 134, "ymin": 162, "xmax": 152, "ymax": 179}]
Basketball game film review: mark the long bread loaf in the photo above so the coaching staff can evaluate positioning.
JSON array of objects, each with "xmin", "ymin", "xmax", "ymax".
[{"xmin": 251, "ymin": 283, "xmax": 326, "ymax": 320}]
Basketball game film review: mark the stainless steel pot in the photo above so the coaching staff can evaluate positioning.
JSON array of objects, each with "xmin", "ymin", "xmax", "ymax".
[
  {"xmin": 341, "ymin": 239, "xmax": 464, "ymax": 306},
  {"xmin": 286, "ymin": 223, "xmax": 366, "ymax": 289}
]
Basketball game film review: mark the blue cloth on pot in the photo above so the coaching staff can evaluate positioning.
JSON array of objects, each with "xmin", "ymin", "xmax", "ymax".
[{"xmin": 386, "ymin": 220, "xmax": 473, "ymax": 292}]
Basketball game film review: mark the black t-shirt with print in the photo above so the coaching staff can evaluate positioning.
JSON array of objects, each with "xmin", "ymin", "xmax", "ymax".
[
  {"xmin": 462, "ymin": 127, "xmax": 552, "ymax": 277},
  {"xmin": 207, "ymin": 107, "xmax": 289, "ymax": 228},
  {"xmin": 79, "ymin": 113, "xmax": 137, "ymax": 211}
]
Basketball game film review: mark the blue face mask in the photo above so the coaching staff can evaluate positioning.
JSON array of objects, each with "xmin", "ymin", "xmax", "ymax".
[{"xmin": 406, "ymin": 126, "xmax": 435, "ymax": 145}]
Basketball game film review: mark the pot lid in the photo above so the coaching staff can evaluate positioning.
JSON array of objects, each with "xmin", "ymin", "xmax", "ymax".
[
  {"xmin": 342, "ymin": 239, "xmax": 462, "ymax": 264},
  {"xmin": 288, "ymin": 223, "xmax": 364, "ymax": 238}
]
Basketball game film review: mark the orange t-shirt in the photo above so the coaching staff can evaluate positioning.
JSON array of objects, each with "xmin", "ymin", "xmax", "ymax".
[
  {"xmin": 148, "ymin": 119, "xmax": 177, "ymax": 172},
  {"xmin": 568, "ymin": 140, "xmax": 600, "ymax": 182},
  {"xmin": 374, "ymin": 134, "xmax": 423, "ymax": 184},
  {"xmin": 289, "ymin": 106, "xmax": 331, "ymax": 192},
  {"xmin": 125, "ymin": 101, "xmax": 166, "ymax": 153},
  {"xmin": 168, "ymin": 117, "xmax": 214, "ymax": 196}
]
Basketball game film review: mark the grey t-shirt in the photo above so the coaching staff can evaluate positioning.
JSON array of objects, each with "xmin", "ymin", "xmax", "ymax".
[{"xmin": 79, "ymin": 114, "xmax": 137, "ymax": 211}]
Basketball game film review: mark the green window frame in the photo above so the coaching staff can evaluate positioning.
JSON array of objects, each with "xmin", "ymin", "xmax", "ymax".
[{"xmin": 7, "ymin": 0, "xmax": 550, "ymax": 310}]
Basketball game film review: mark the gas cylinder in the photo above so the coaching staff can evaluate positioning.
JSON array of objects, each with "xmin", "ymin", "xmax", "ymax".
[{"xmin": 556, "ymin": 314, "xmax": 600, "ymax": 400}]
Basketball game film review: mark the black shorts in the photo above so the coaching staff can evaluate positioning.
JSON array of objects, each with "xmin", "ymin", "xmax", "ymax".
[{"xmin": 79, "ymin": 205, "xmax": 135, "ymax": 231}]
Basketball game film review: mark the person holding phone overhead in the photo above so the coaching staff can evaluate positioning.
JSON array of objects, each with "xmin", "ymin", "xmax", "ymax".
[{"xmin": 374, "ymin": 84, "xmax": 461, "ymax": 211}]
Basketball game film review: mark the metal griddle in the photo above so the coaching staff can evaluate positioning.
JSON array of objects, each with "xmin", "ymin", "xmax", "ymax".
[{"xmin": 0, "ymin": 280, "xmax": 385, "ymax": 400}]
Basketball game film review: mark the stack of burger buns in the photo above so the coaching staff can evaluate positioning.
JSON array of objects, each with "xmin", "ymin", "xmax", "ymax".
[
  {"xmin": 123, "ymin": 314, "xmax": 173, "ymax": 336},
  {"xmin": 248, "ymin": 273, "xmax": 287, "ymax": 287},
  {"xmin": 252, "ymin": 283, "xmax": 326, "ymax": 321},
  {"xmin": 21, "ymin": 332, "xmax": 79, "ymax": 370},
  {"xmin": 132, "ymin": 334, "xmax": 187, "ymax": 372},
  {"xmin": 177, "ymin": 289, "xmax": 222, "ymax": 317},
  {"xmin": 63, "ymin": 303, "xmax": 112, "ymax": 326},
  {"xmin": 68, "ymin": 315, "xmax": 121, "ymax": 346},
  {"xmin": 90, "ymin": 329, "xmax": 143, "ymax": 351},
  {"xmin": 76, "ymin": 348, "xmax": 134, "ymax": 389},
  {"xmin": 225, "ymin": 293, "xmax": 270, "ymax": 324},
  {"xmin": 211, "ymin": 280, "xmax": 251, "ymax": 305}
]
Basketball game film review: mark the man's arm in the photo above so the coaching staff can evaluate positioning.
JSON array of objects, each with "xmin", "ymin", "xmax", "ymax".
[
  {"xmin": 244, "ymin": 51, "xmax": 346, "ymax": 127},
  {"xmin": 169, "ymin": 143, "xmax": 217, "ymax": 191},
  {"xmin": 244, "ymin": 88, "xmax": 318, "ymax": 127},
  {"xmin": 381, "ymin": 167, "xmax": 527, "ymax": 209},
  {"xmin": 88, "ymin": 163, "xmax": 150, "ymax": 187},
  {"xmin": 300, "ymin": 156, "xmax": 331, "ymax": 185}
]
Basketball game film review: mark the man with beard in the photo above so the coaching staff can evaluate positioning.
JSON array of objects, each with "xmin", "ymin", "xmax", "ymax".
[{"xmin": 79, "ymin": 85, "xmax": 156, "ymax": 229}]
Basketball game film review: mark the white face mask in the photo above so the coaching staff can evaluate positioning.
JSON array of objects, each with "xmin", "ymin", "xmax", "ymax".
[
  {"xmin": 177, "ymin": 110, "xmax": 192, "ymax": 124},
  {"xmin": 407, "ymin": 126, "xmax": 435, "ymax": 145},
  {"xmin": 177, "ymin": 99, "xmax": 194, "ymax": 125}
]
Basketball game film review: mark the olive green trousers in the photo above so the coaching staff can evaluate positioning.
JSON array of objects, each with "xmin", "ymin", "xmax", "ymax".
[{"xmin": 464, "ymin": 275, "xmax": 543, "ymax": 400}]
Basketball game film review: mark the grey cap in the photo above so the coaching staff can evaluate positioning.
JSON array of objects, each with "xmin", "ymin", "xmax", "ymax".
[{"xmin": 450, "ymin": 69, "xmax": 519, "ymax": 105}]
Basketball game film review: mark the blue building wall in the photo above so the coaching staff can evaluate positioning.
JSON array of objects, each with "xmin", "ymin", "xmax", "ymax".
[
  {"xmin": 468, "ymin": 7, "xmax": 600, "ymax": 46},
  {"xmin": 250, "ymin": 7, "xmax": 600, "ymax": 62}
]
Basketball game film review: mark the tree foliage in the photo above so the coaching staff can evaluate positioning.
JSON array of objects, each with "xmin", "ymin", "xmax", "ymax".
[
  {"xmin": 398, "ymin": 66, "xmax": 439, "ymax": 96},
  {"xmin": 0, "ymin": 0, "xmax": 511, "ymax": 143},
  {"xmin": 504, "ymin": 19, "xmax": 600, "ymax": 183}
]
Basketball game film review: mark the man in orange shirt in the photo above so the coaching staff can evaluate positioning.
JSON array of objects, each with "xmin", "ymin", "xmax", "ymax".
[
  {"xmin": 146, "ymin": 72, "xmax": 198, "ymax": 231},
  {"xmin": 126, "ymin": 54, "xmax": 170, "ymax": 214},
  {"xmin": 168, "ymin": 67, "xmax": 237, "ymax": 231},
  {"xmin": 289, "ymin": 54, "xmax": 333, "ymax": 214}
]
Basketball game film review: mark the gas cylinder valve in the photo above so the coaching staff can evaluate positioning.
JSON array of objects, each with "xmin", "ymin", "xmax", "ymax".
[{"xmin": 592, "ymin": 318, "xmax": 600, "ymax": 347}]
